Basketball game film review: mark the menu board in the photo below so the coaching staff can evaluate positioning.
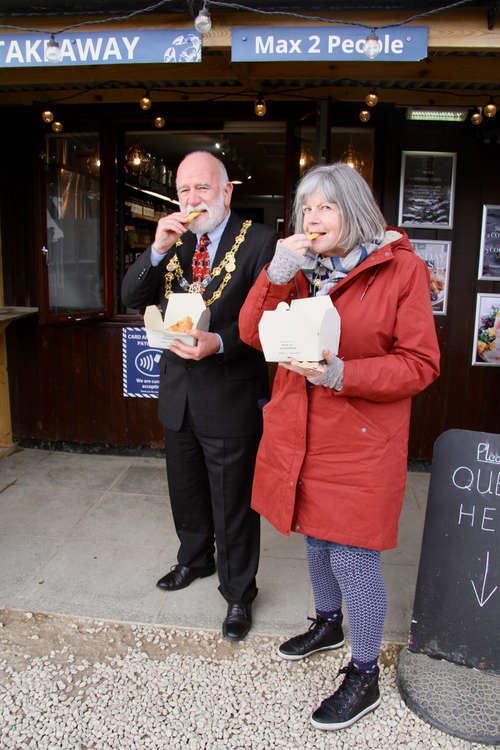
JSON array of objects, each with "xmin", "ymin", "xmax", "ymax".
[{"xmin": 410, "ymin": 429, "xmax": 499, "ymax": 671}]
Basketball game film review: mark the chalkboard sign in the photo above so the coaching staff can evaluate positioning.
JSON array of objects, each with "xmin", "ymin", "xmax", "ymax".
[{"xmin": 410, "ymin": 429, "xmax": 499, "ymax": 672}]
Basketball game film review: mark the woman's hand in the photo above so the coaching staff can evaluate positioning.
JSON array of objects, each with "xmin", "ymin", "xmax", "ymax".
[
  {"xmin": 266, "ymin": 237, "xmax": 310, "ymax": 285},
  {"xmin": 278, "ymin": 233, "xmax": 312, "ymax": 258},
  {"xmin": 279, "ymin": 349, "xmax": 344, "ymax": 391},
  {"xmin": 279, "ymin": 359, "xmax": 327, "ymax": 378}
]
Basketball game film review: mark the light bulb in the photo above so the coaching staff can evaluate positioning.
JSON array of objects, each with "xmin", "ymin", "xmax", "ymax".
[
  {"xmin": 45, "ymin": 35, "xmax": 62, "ymax": 63},
  {"xmin": 471, "ymin": 109, "xmax": 483, "ymax": 125},
  {"xmin": 140, "ymin": 93, "xmax": 152, "ymax": 110},
  {"xmin": 365, "ymin": 90, "xmax": 379, "ymax": 107},
  {"xmin": 359, "ymin": 109, "xmax": 371, "ymax": 123},
  {"xmin": 154, "ymin": 116, "xmax": 166, "ymax": 128},
  {"xmin": 341, "ymin": 144, "xmax": 365, "ymax": 173},
  {"xmin": 364, "ymin": 30, "xmax": 382, "ymax": 60},
  {"xmin": 194, "ymin": 7, "xmax": 212, "ymax": 34},
  {"xmin": 51, "ymin": 121, "xmax": 63, "ymax": 133},
  {"xmin": 484, "ymin": 99, "xmax": 497, "ymax": 118},
  {"xmin": 42, "ymin": 109, "xmax": 54, "ymax": 123},
  {"xmin": 254, "ymin": 96, "xmax": 267, "ymax": 117}
]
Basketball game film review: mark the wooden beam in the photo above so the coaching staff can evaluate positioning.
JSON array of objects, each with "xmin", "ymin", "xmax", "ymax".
[
  {"xmin": 0, "ymin": 10, "xmax": 498, "ymax": 109},
  {"xmin": 2, "ymin": 8, "xmax": 500, "ymax": 51},
  {"xmin": 203, "ymin": 9, "xmax": 500, "ymax": 51},
  {"xmin": 2, "ymin": 48, "xmax": 499, "ymax": 86}
]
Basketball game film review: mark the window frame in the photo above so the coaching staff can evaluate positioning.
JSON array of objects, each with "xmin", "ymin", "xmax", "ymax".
[{"xmin": 37, "ymin": 116, "xmax": 114, "ymax": 324}]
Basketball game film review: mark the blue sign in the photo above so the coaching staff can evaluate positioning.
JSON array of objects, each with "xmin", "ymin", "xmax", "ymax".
[
  {"xmin": 0, "ymin": 29, "xmax": 201, "ymax": 67},
  {"xmin": 232, "ymin": 26, "xmax": 428, "ymax": 62},
  {"xmin": 122, "ymin": 327, "xmax": 161, "ymax": 399}
]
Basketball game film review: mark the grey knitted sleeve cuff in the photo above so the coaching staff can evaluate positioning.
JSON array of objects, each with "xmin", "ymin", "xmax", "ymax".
[
  {"xmin": 307, "ymin": 357, "xmax": 344, "ymax": 391},
  {"xmin": 266, "ymin": 242, "xmax": 305, "ymax": 285}
]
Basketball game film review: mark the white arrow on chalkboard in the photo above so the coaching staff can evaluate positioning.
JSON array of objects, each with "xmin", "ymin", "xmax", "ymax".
[{"xmin": 470, "ymin": 551, "xmax": 498, "ymax": 607}]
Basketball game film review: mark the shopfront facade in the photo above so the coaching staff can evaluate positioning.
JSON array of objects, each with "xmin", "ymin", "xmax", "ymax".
[{"xmin": 1, "ymin": 1, "xmax": 499, "ymax": 458}]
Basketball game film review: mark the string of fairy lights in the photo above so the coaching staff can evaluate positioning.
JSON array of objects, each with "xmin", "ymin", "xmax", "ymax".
[{"xmin": 1, "ymin": 0, "xmax": 498, "ymax": 131}]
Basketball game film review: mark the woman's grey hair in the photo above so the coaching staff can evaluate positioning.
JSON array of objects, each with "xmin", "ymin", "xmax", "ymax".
[{"xmin": 293, "ymin": 162, "xmax": 386, "ymax": 251}]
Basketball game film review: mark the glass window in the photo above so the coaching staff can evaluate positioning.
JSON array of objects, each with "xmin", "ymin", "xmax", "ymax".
[
  {"xmin": 44, "ymin": 132, "xmax": 103, "ymax": 313},
  {"xmin": 330, "ymin": 127, "xmax": 374, "ymax": 185},
  {"xmin": 118, "ymin": 125, "xmax": 286, "ymax": 303}
]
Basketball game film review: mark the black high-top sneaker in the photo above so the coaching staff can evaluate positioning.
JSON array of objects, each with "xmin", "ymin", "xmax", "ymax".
[
  {"xmin": 311, "ymin": 662, "xmax": 380, "ymax": 730},
  {"xmin": 277, "ymin": 615, "xmax": 344, "ymax": 660}
]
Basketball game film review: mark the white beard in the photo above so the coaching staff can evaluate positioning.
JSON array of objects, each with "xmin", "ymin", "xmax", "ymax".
[{"xmin": 187, "ymin": 190, "xmax": 227, "ymax": 234}]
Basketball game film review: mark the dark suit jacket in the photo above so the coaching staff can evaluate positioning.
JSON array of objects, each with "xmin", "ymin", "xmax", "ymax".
[{"xmin": 121, "ymin": 212, "xmax": 277, "ymax": 437}]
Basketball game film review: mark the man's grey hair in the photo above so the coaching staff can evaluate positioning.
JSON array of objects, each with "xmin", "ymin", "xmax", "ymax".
[
  {"xmin": 293, "ymin": 162, "xmax": 386, "ymax": 250},
  {"xmin": 176, "ymin": 150, "xmax": 229, "ymax": 188}
]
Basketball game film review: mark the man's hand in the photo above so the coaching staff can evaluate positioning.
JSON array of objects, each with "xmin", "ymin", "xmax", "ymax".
[
  {"xmin": 152, "ymin": 211, "xmax": 193, "ymax": 255},
  {"xmin": 168, "ymin": 329, "xmax": 221, "ymax": 360}
]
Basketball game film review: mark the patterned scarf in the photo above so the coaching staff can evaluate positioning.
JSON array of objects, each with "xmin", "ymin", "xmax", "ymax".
[{"xmin": 301, "ymin": 237, "xmax": 383, "ymax": 296}]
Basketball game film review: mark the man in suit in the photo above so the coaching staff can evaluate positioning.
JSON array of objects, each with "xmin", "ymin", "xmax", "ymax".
[{"xmin": 122, "ymin": 151, "xmax": 277, "ymax": 640}]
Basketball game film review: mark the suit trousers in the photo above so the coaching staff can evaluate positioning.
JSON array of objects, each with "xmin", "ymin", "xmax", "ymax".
[{"xmin": 164, "ymin": 408, "xmax": 261, "ymax": 605}]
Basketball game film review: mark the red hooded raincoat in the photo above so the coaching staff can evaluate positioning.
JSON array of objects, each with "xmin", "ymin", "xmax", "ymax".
[{"xmin": 239, "ymin": 229, "xmax": 440, "ymax": 551}]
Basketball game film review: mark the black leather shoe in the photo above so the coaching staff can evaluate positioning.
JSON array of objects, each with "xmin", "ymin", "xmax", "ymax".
[
  {"xmin": 156, "ymin": 563, "xmax": 215, "ymax": 591},
  {"xmin": 222, "ymin": 602, "xmax": 252, "ymax": 641}
]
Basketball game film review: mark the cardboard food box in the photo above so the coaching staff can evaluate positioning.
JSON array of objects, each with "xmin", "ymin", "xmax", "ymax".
[
  {"xmin": 144, "ymin": 293, "xmax": 210, "ymax": 349},
  {"xmin": 258, "ymin": 296, "xmax": 341, "ymax": 362}
]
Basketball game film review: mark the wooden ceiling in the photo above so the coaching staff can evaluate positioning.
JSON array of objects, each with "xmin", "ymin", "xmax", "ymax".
[{"xmin": 0, "ymin": 6, "xmax": 499, "ymax": 109}]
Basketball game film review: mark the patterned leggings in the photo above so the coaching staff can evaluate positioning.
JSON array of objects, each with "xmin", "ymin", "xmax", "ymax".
[{"xmin": 306, "ymin": 536, "xmax": 387, "ymax": 665}]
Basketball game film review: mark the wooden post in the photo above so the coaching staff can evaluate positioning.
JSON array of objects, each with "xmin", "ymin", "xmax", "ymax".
[
  {"xmin": 0, "ymin": 229, "xmax": 12, "ymax": 456},
  {"xmin": 0, "ymin": 322, "xmax": 13, "ymax": 454},
  {"xmin": 0, "ymin": 236, "xmax": 39, "ymax": 456}
]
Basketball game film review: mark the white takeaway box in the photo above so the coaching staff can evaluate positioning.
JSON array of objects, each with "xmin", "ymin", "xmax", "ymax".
[
  {"xmin": 144, "ymin": 293, "xmax": 210, "ymax": 349},
  {"xmin": 258, "ymin": 296, "xmax": 341, "ymax": 362}
]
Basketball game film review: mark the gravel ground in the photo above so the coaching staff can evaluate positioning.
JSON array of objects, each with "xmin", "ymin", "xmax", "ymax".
[{"xmin": 0, "ymin": 608, "xmax": 492, "ymax": 750}]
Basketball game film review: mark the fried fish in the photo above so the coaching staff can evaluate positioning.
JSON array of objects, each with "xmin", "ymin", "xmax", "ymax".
[{"xmin": 167, "ymin": 315, "xmax": 194, "ymax": 333}]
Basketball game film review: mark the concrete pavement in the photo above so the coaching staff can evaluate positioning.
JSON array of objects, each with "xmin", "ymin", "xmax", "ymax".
[{"xmin": 0, "ymin": 447, "xmax": 430, "ymax": 643}]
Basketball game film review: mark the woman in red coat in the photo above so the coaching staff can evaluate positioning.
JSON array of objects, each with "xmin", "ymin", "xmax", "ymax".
[{"xmin": 239, "ymin": 162, "xmax": 440, "ymax": 731}]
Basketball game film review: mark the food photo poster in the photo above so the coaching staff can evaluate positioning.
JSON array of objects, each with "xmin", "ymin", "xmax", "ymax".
[
  {"xmin": 411, "ymin": 239, "xmax": 452, "ymax": 315},
  {"xmin": 478, "ymin": 204, "xmax": 500, "ymax": 280},
  {"xmin": 472, "ymin": 293, "xmax": 500, "ymax": 367},
  {"xmin": 398, "ymin": 151, "xmax": 456, "ymax": 229}
]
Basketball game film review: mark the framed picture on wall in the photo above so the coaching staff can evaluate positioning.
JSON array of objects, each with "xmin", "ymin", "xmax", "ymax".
[
  {"xmin": 472, "ymin": 293, "xmax": 500, "ymax": 366},
  {"xmin": 411, "ymin": 239, "xmax": 452, "ymax": 315},
  {"xmin": 478, "ymin": 204, "xmax": 500, "ymax": 280},
  {"xmin": 398, "ymin": 151, "xmax": 456, "ymax": 229}
]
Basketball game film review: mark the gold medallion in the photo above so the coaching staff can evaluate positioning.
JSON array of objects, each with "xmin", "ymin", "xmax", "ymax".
[{"xmin": 164, "ymin": 221, "xmax": 252, "ymax": 304}]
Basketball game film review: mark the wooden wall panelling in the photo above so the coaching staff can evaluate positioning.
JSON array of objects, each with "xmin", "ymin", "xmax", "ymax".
[
  {"xmin": 125, "ymin": 395, "xmax": 164, "ymax": 449},
  {"xmin": 86, "ymin": 324, "xmax": 124, "ymax": 445},
  {"xmin": 67, "ymin": 324, "xmax": 91, "ymax": 443},
  {"xmin": 6, "ymin": 318, "xmax": 39, "ymax": 439}
]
